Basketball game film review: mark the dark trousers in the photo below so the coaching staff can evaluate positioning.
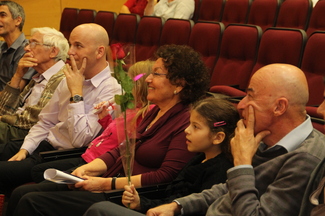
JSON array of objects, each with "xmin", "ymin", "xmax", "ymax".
[
  {"xmin": 0, "ymin": 140, "xmax": 55, "ymax": 196},
  {"xmin": 84, "ymin": 201, "xmax": 146, "ymax": 216},
  {"xmin": 7, "ymin": 182, "xmax": 113, "ymax": 216},
  {"xmin": 31, "ymin": 157, "xmax": 86, "ymax": 183}
]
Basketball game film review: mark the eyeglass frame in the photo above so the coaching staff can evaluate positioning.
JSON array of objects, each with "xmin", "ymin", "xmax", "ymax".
[
  {"xmin": 25, "ymin": 40, "xmax": 53, "ymax": 49},
  {"xmin": 151, "ymin": 67, "xmax": 168, "ymax": 77}
]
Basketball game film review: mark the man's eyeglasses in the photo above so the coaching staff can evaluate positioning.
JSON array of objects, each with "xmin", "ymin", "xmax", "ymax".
[{"xmin": 25, "ymin": 41, "xmax": 52, "ymax": 49}]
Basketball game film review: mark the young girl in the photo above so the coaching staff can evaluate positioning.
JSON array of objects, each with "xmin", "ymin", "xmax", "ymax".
[
  {"xmin": 30, "ymin": 60, "xmax": 154, "ymax": 183},
  {"xmin": 119, "ymin": 97, "xmax": 240, "ymax": 213}
]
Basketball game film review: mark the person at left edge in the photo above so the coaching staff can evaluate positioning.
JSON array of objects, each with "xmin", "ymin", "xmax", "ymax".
[{"xmin": 0, "ymin": 1, "xmax": 35, "ymax": 91}]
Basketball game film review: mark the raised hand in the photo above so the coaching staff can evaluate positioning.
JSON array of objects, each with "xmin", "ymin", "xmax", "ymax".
[
  {"xmin": 10, "ymin": 52, "xmax": 38, "ymax": 88},
  {"xmin": 63, "ymin": 55, "xmax": 86, "ymax": 96},
  {"xmin": 231, "ymin": 105, "xmax": 271, "ymax": 166}
]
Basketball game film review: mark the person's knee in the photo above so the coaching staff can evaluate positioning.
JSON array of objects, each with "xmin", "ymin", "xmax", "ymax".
[
  {"xmin": 11, "ymin": 184, "xmax": 37, "ymax": 202},
  {"xmin": 14, "ymin": 192, "xmax": 40, "ymax": 215},
  {"xmin": 84, "ymin": 201, "xmax": 111, "ymax": 216},
  {"xmin": 31, "ymin": 164, "xmax": 45, "ymax": 183}
]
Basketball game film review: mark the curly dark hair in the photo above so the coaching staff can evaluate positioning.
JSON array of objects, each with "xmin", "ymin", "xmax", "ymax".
[
  {"xmin": 192, "ymin": 97, "xmax": 240, "ymax": 162},
  {"xmin": 155, "ymin": 44, "xmax": 210, "ymax": 105}
]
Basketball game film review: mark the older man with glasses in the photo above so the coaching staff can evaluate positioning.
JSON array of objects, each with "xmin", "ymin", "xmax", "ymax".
[{"xmin": 0, "ymin": 27, "xmax": 69, "ymax": 160}]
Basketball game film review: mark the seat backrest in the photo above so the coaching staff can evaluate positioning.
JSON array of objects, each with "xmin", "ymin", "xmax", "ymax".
[
  {"xmin": 135, "ymin": 16, "xmax": 165, "ymax": 61},
  {"xmin": 77, "ymin": 9, "xmax": 96, "ymax": 25},
  {"xmin": 247, "ymin": 0, "xmax": 281, "ymax": 32},
  {"xmin": 252, "ymin": 27, "xmax": 307, "ymax": 74},
  {"xmin": 221, "ymin": 0, "xmax": 252, "ymax": 27},
  {"xmin": 95, "ymin": 11, "xmax": 117, "ymax": 41},
  {"xmin": 209, "ymin": 24, "xmax": 262, "ymax": 89},
  {"xmin": 111, "ymin": 13, "xmax": 140, "ymax": 45},
  {"xmin": 160, "ymin": 18, "xmax": 194, "ymax": 46},
  {"xmin": 59, "ymin": 8, "xmax": 79, "ymax": 39},
  {"xmin": 189, "ymin": 21, "xmax": 224, "ymax": 76},
  {"xmin": 306, "ymin": 0, "xmax": 325, "ymax": 37},
  {"xmin": 197, "ymin": 0, "xmax": 225, "ymax": 21},
  {"xmin": 301, "ymin": 31, "xmax": 325, "ymax": 106},
  {"xmin": 276, "ymin": 0, "xmax": 312, "ymax": 30},
  {"xmin": 192, "ymin": 0, "xmax": 202, "ymax": 22}
]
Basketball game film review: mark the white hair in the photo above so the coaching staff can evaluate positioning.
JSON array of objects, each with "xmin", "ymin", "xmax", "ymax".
[{"xmin": 31, "ymin": 27, "xmax": 69, "ymax": 62}]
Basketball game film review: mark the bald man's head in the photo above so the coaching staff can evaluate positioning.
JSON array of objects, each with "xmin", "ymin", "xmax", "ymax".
[
  {"xmin": 252, "ymin": 64, "xmax": 309, "ymax": 109},
  {"xmin": 72, "ymin": 23, "xmax": 109, "ymax": 47}
]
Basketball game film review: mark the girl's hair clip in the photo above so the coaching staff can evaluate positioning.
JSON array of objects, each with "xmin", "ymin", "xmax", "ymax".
[
  {"xmin": 133, "ymin": 73, "xmax": 146, "ymax": 81},
  {"xmin": 214, "ymin": 121, "xmax": 226, "ymax": 127}
]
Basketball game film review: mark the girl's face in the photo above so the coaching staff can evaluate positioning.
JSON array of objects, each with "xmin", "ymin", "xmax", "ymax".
[{"xmin": 185, "ymin": 110, "xmax": 216, "ymax": 153}]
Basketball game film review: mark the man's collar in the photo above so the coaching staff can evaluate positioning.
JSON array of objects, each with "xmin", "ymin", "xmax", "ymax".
[
  {"xmin": 263, "ymin": 115, "xmax": 313, "ymax": 153},
  {"xmin": 1, "ymin": 33, "xmax": 26, "ymax": 50},
  {"xmin": 84, "ymin": 64, "xmax": 112, "ymax": 88}
]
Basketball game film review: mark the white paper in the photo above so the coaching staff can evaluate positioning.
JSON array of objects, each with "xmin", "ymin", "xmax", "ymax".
[{"xmin": 44, "ymin": 168, "xmax": 84, "ymax": 184}]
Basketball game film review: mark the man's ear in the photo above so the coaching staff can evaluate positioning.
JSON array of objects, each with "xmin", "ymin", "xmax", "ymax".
[
  {"xmin": 274, "ymin": 97, "xmax": 288, "ymax": 116},
  {"xmin": 14, "ymin": 16, "xmax": 22, "ymax": 28},
  {"xmin": 212, "ymin": 131, "xmax": 226, "ymax": 145},
  {"xmin": 49, "ymin": 47, "xmax": 59, "ymax": 59},
  {"xmin": 96, "ymin": 46, "xmax": 106, "ymax": 59}
]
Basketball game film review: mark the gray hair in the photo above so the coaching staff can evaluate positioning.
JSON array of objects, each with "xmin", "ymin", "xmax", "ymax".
[
  {"xmin": 0, "ymin": 1, "xmax": 25, "ymax": 31},
  {"xmin": 31, "ymin": 27, "xmax": 69, "ymax": 62}
]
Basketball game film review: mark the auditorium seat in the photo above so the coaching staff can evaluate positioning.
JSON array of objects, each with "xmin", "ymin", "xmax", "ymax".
[
  {"xmin": 209, "ymin": 24, "xmax": 262, "ymax": 95},
  {"xmin": 307, "ymin": 106, "xmax": 325, "ymax": 134},
  {"xmin": 307, "ymin": 106, "xmax": 324, "ymax": 120},
  {"xmin": 135, "ymin": 16, "xmax": 164, "ymax": 61},
  {"xmin": 300, "ymin": 31, "xmax": 325, "ymax": 106},
  {"xmin": 60, "ymin": 8, "xmax": 79, "ymax": 39},
  {"xmin": 197, "ymin": 0, "xmax": 225, "ymax": 22},
  {"xmin": 160, "ymin": 18, "xmax": 194, "ymax": 46},
  {"xmin": 247, "ymin": 0, "xmax": 281, "ymax": 32},
  {"xmin": 306, "ymin": 0, "xmax": 325, "ymax": 37},
  {"xmin": 221, "ymin": 0, "xmax": 252, "ymax": 27},
  {"xmin": 76, "ymin": 9, "xmax": 96, "ymax": 25},
  {"xmin": 95, "ymin": 11, "xmax": 117, "ymax": 41},
  {"xmin": 192, "ymin": 0, "xmax": 202, "ymax": 22},
  {"xmin": 252, "ymin": 27, "xmax": 307, "ymax": 73},
  {"xmin": 276, "ymin": 0, "xmax": 312, "ymax": 30},
  {"xmin": 189, "ymin": 21, "xmax": 224, "ymax": 76},
  {"xmin": 111, "ymin": 13, "xmax": 140, "ymax": 45}
]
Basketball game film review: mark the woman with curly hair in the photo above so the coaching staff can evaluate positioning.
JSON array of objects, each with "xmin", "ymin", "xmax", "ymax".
[{"xmin": 7, "ymin": 45, "xmax": 210, "ymax": 216}]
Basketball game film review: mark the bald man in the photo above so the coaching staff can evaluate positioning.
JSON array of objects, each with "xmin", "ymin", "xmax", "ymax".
[
  {"xmin": 0, "ymin": 23, "xmax": 121, "ymax": 196},
  {"xmin": 100, "ymin": 64, "xmax": 324, "ymax": 216}
]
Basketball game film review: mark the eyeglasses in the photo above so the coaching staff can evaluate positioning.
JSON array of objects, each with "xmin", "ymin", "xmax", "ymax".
[
  {"xmin": 151, "ymin": 72, "xmax": 168, "ymax": 77},
  {"xmin": 25, "ymin": 41, "xmax": 52, "ymax": 49},
  {"xmin": 151, "ymin": 67, "xmax": 167, "ymax": 77}
]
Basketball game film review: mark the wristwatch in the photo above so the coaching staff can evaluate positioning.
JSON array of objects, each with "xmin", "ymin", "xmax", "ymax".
[{"xmin": 70, "ymin": 94, "xmax": 83, "ymax": 103}]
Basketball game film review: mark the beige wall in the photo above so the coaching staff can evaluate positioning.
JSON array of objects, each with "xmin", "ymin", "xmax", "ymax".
[{"xmin": 14, "ymin": 0, "xmax": 125, "ymax": 37}]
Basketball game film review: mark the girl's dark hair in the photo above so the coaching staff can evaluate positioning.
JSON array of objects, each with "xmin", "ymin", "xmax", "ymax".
[
  {"xmin": 192, "ymin": 97, "xmax": 240, "ymax": 161},
  {"xmin": 155, "ymin": 44, "xmax": 210, "ymax": 105}
]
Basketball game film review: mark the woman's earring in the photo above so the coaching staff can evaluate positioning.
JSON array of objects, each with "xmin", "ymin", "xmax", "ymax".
[{"xmin": 174, "ymin": 90, "xmax": 178, "ymax": 95}]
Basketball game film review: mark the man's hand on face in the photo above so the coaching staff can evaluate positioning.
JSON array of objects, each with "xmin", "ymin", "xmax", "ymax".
[
  {"xmin": 231, "ymin": 105, "xmax": 271, "ymax": 166},
  {"xmin": 63, "ymin": 55, "xmax": 86, "ymax": 96},
  {"xmin": 9, "ymin": 53, "xmax": 38, "ymax": 89}
]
